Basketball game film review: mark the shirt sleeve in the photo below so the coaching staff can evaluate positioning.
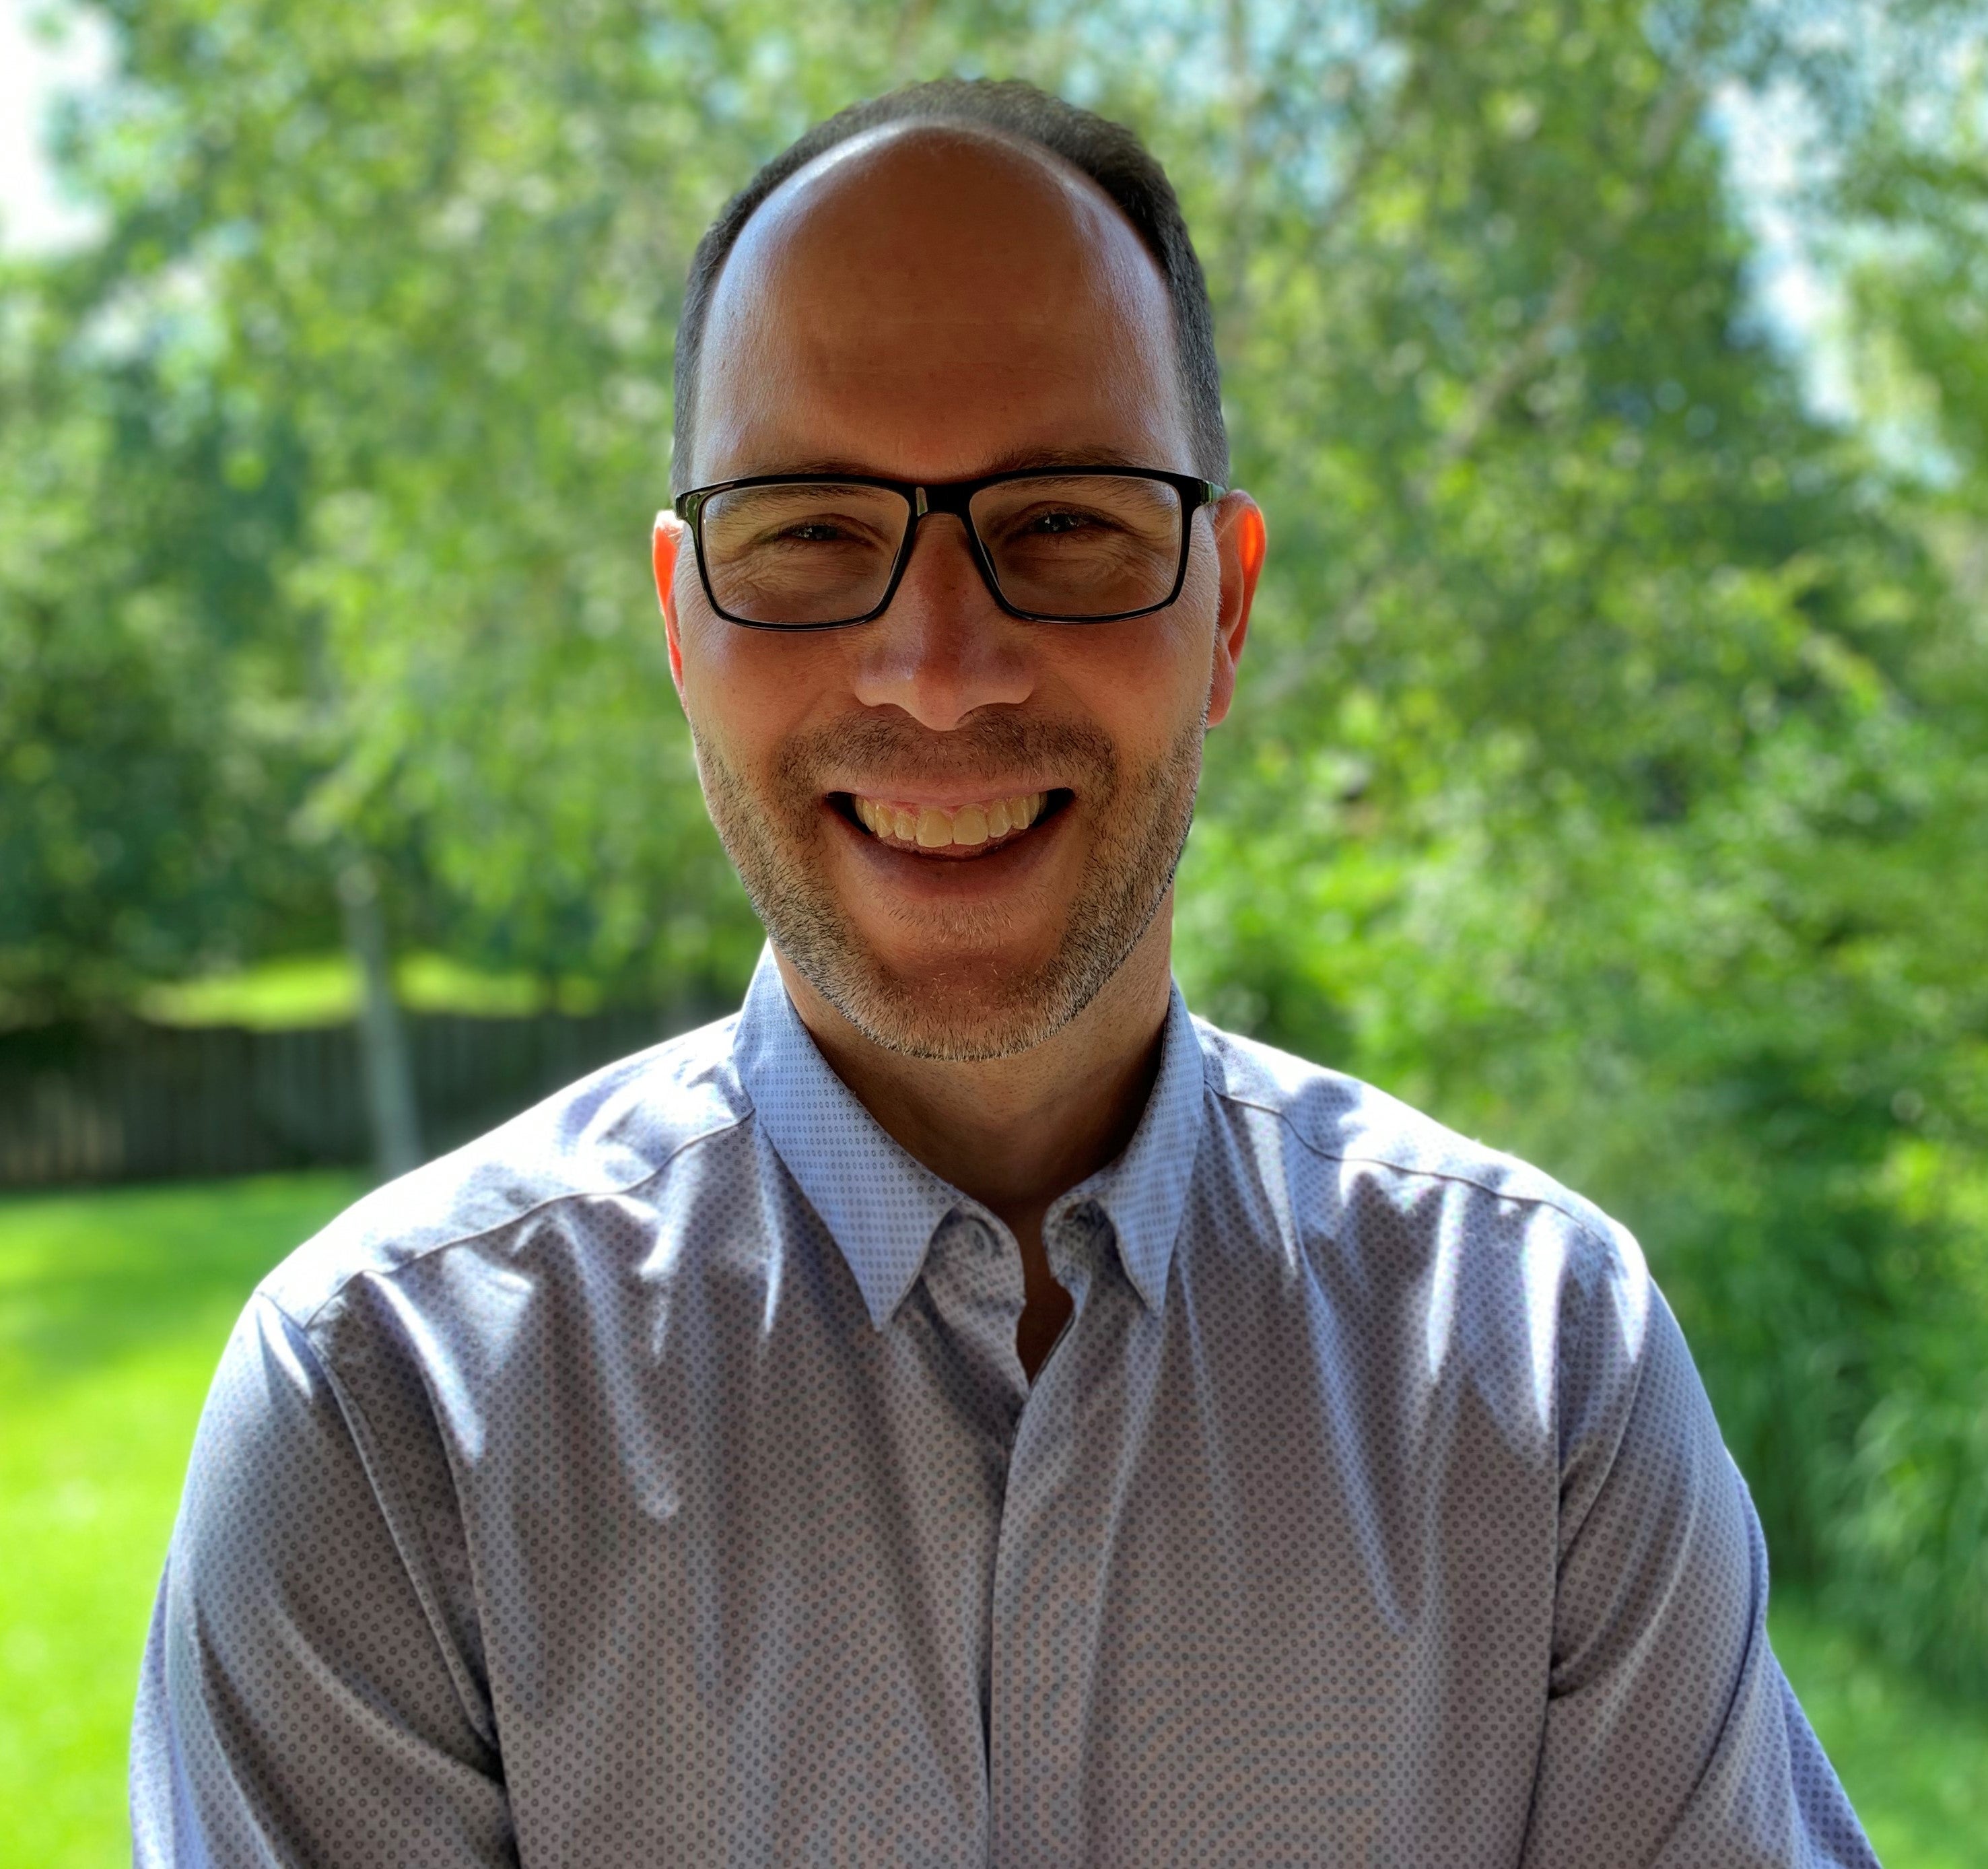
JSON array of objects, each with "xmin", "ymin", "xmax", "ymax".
[
  {"xmin": 1519, "ymin": 1263, "xmax": 1876, "ymax": 1868},
  {"xmin": 130, "ymin": 1293, "xmax": 516, "ymax": 1868}
]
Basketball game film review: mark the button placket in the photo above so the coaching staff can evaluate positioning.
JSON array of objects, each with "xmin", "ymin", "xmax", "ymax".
[{"xmin": 984, "ymin": 1198, "xmax": 1129, "ymax": 1863}]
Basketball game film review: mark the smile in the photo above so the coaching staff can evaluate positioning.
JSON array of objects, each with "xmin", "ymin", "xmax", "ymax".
[{"xmin": 845, "ymin": 789, "xmax": 1052, "ymax": 854}]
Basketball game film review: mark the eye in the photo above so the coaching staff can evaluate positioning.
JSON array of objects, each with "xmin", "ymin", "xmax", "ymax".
[
  {"xmin": 757, "ymin": 514, "xmax": 892, "ymax": 550},
  {"xmin": 1026, "ymin": 508, "xmax": 1105, "ymax": 535}
]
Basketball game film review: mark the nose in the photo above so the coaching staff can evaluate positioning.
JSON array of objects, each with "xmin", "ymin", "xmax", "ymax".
[{"xmin": 848, "ymin": 514, "xmax": 1034, "ymax": 730}]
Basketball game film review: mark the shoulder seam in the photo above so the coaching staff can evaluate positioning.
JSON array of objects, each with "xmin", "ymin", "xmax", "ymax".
[
  {"xmin": 279, "ymin": 1106, "xmax": 754, "ymax": 1335},
  {"xmin": 1206, "ymin": 1077, "xmax": 1617, "ymax": 1258}
]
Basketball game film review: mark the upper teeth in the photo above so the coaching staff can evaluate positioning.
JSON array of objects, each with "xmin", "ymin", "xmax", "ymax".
[{"xmin": 852, "ymin": 791, "xmax": 1047, "ymax": 850}]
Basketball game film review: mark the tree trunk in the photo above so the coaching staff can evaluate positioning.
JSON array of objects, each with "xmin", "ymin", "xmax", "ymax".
[{"xmin": 337, "ymin": 850, "xmax": 423, "ymax": 1180}]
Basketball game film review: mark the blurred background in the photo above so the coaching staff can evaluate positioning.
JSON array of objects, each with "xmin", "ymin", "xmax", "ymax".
[{"xmin": 1, "ymin": 0, "xmax": 1985, "ymax": 1860}]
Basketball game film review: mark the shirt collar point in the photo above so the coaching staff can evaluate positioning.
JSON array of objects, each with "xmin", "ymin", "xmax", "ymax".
[
  {"xmin": 858, "ymin": 1269, "xmax": 919, "ymax": 1332},
  {"xmin": 1059, "ymin": 986, "xmax": 1204, "ymax": 1314}
]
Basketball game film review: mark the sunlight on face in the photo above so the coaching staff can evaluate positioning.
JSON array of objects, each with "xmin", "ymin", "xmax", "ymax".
[{"xmin": 673, "ymin": 124, "xmax": 1228, "ymax": 1059}]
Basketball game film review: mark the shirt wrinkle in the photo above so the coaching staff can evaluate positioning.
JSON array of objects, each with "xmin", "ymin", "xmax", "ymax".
[{"xmin": 257, "ymin": 1293, "xmax": 500, "ymax": 1751}]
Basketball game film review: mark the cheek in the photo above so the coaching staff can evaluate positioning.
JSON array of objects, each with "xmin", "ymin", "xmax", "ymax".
[
  {"xmin": 1058, "ymin": 575, "xmax": 1219, "ymax": 737},
  {"xmin": 679, "ymin": 613, "xmax": 832, "ymax": 759},
  {"xmin": 1173, "ymin": 520, "xmax": 1224, "ymax": 639}
]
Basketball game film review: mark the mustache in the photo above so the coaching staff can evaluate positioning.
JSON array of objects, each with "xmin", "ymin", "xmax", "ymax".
[{"xmin": 773, "ymin": 711, "xmax": 1118, "ymax": 792}]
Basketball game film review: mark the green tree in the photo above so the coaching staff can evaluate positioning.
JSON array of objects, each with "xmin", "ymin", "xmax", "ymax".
[
  {"xmin": 0, "ymin": 255, "xmax": 322, "ymax": 1015},
  {"xmin": 1793, "ymin": 15, "xmax": 1988, "ymax": 1688},
  {"xmin": 1149, "ymin": 0, "xmax": 1988, "ymax": 1692}
]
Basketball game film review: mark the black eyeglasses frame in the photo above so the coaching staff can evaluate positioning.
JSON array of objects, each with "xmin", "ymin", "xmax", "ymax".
[{"xmin": 671, "ymin": 465, "xmax": 1225, "ymax": 631}]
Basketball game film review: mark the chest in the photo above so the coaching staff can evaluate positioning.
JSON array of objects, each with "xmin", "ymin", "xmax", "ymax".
[{"xmin": 455, "ymin": 1242, "xmax": 1559, "ymax": 1866}]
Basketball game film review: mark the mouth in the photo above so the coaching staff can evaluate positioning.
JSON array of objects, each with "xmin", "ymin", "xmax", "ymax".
[{"xmin": 833, "ymin": 788, "xmax": 1070, "ymax": 858}]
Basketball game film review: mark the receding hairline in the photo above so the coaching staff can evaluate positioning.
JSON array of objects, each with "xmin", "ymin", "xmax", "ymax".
[
  {"xmin": 688, "ymin": 120, "xmax": 1181, "ymax": 479},
  {"xmin": 671, "ymin": 80, "xmax": 1229, "ymax": 494},
  {"xmin": 732, "ymin": 116, "xmax": 1157, "ymax": 269}
]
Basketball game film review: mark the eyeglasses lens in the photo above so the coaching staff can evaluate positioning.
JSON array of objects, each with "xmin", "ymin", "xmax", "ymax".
[
  {"xmin": 969, "ymin": 475, "xmax": 1184, "ymax": 619},
  {"xmin": 699, "ymin": 483, "xmax": 911, "ymax": 627},
  {"xmin": 698, "ymin": 475, "xmax": 1186, "ymax": 625}
]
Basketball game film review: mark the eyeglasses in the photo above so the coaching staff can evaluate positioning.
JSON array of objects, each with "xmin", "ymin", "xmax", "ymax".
[{"xmin": 671, "ymin": 466, "xmax": 1224, "ymax": 630}]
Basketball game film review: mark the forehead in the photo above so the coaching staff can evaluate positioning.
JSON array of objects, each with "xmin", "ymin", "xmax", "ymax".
[{"xmin": 691, "ymin": 123, "xmax": 1189, "ymax": 484}]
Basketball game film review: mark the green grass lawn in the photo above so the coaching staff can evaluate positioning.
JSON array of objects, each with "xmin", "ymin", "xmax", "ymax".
[
  {"xmin": 1, "ymin": 1174, "xmax": 1983, "ymax": 1865},
  {"xmin": 1770, "ymin": 1604, "xmax": 1988, "ymax": 1868},
  {"xmin": 0, "ymin": 1173, "xmax": 362, "ymax": 1869}
]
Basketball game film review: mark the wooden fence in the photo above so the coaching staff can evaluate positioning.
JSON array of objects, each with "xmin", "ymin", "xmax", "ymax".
[{"xmin": 0, "ymin": 1005, "xmax": 718, "ymax": 1186}]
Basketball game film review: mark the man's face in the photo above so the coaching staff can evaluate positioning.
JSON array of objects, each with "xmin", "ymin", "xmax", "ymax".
[{"xmin": 656, "ymin": 126, "xmax": 1262, "ymax": 1060}]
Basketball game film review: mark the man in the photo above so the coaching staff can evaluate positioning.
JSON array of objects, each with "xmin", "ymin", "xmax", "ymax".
[{"xmin": 133, "ymin": 79, "xmax": 1873, "ymax": 1866}]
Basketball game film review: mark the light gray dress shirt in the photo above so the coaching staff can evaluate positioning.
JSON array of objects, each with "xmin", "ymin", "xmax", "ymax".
[{"xmin": 133, "ymin": 948, "xmax": 1873, "ymax": 1866}]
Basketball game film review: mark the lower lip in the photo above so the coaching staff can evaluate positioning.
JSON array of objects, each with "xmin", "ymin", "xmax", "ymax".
[{"xmin": 828, "ymin": 798, "xmax": 1068, "ymax": 892}]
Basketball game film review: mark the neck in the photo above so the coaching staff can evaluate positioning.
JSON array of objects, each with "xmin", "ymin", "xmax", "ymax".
[{"xmin": 774, "ymin": 910, "xmax": 1174, "ymax": 1242}]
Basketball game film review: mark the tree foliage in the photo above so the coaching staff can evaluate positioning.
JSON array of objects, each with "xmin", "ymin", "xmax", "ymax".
[{"xmin": 2, "ymin": 0, "xmax": 1984, "ymax": 1692}]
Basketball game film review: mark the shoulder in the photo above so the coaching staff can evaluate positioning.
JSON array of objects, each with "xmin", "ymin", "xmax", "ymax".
[
  {"xmin": 259, "ymin": 1011, "xmax": 755, "ymax": 1328},
  {"xmin": 1190, "ymin": 1016, "xmax": 1673, "ymax": 1465},
  {"xmin": 1191, "ymin": 1014, "xmax": 1643, "ymax": 1295}
]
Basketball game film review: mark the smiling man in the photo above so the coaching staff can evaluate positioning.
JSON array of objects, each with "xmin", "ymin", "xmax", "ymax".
[{"xmin": 134, "ymin": 79, "xmax": 1872, "ymax": 1868}]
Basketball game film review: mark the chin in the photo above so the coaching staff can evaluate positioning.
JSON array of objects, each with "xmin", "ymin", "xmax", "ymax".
[{"xmin": 809, "ymin": 930, "xmax": 1099, "ymax": 1062}]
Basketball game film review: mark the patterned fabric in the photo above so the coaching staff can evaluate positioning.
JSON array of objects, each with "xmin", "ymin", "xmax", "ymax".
[{"xmin": 132, "ymin": 947, "xmax": 1874, "ymax": 1866}]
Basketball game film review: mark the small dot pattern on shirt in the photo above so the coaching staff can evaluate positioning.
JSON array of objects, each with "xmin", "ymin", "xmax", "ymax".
[{"xmin": 130, "ymin": 947, "xmax": 1876, "ymax": 1867}]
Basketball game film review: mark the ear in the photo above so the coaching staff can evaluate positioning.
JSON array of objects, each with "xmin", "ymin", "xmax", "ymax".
[
  {"xmin": 1204, "ymin": 491, "xmax": 1266, "ymax": 728},
  {"xmin": 652, "ymin": 510, "xmax": 687, "ymax": 699}
]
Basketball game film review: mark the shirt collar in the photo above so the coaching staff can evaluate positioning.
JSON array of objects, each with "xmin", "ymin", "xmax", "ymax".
[
  {"xmin": 733, "ymin": 945, "xmax": 1205, "ymax": 1326},
  {"xmin": 1046, "ymin": 983, "xmax": 1204, "ymax": 1312}
]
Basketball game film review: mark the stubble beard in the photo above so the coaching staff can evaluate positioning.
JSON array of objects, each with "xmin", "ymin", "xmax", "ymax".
[{"xmin": 694, "ymin": 710, "xmax": 1203, "ymax": 1062}]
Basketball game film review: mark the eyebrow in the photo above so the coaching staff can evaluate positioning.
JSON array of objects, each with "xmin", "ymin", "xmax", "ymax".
[{"xmin": 718, "ymin": 444, "xmax": 1159, "ymax": 482}]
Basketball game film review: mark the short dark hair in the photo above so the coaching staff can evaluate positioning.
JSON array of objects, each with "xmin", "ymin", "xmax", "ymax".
[{"xmin": 670, "ymin": 78, "xmax": 1227, "ymax": 495}]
